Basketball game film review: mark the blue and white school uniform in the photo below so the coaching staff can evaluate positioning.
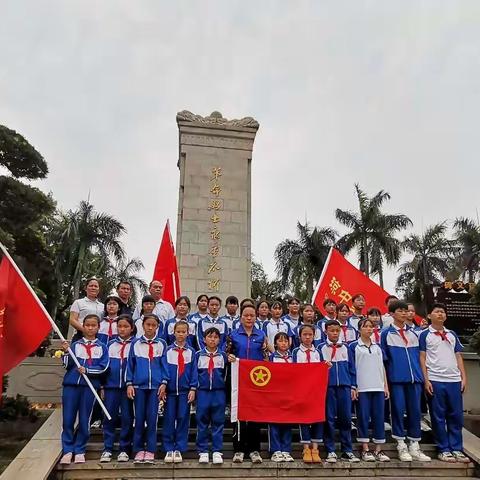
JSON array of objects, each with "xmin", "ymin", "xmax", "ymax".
[
  {"xmin": 132, "ymin": 300, "xmax": 174, "ymax": 325},
  {"xmin": 381, "ymin": 325, "xmax": 424, "ymax": 442},
  {"xmin": 163, "ymin": 343, "xmax": 198, "ymax": 452},
  {"xmin": 195, "ymin": 348, "xmax": 228, "ymax": 454},
  {"xmin": 348, "ymin": 314, "xmax": 365, "ymax": 331},
  {"xmin": 268, "ymin": 351, "xmax": 293, "ymax": 453},
  {"xmin": 292, "ymin": 323, "xmax": 323, "ymax": 349},
  {"xmin": 189, "ymin": 311, "xmax": 208, "ymax": 325},
  {"xmin": 282, "ymin": 314, "xmax": 300, "ymax": 331},
  {"xmin": 163, "ymin": 317, "xmax": 197, "ymax": 348},
  {"xmin": 97, "ymin": 316, "xmax": 118, "ymax": 345},
  {"xmin": 349, "ymin": 339, "xmax": 386, "ymax": 444},
  {"xmin": 134, "ymin": 315, "xmax": 164, "ymax": 340},
  {"xmin": 318, "ymin": 340, "xmax": 355, "ymax": 453},
  {"xmin": 102, "ymin": 337, "xmax": 133, "ymax": 453},
  {"xmin": 196, "ymin": 316, "xmax": 228, "ymax": 351},
  {"xmin": 337, "ymin": 320, "xmax": 359, "ymax": 344},
  {"xmin": 292, "ymin": 344, "xmax": 323, "ymax": 444},
  {"xmin": 262, "ymin": 319, "xmax": 293, "ymax": 351},
  {"xmin": 220, "ymin": 314, "xmax": 239, "ymax": 332},
  {"xmin": 61, "ymin": 338, "xmax": 109, "ymax": 455},
  {"xmin": 317, "ymin": 315, "xmax": 336, "ymax": 335},
  {"xmin": 419, "ymin": 326, "xmax": 464, "ymax": 453},
  {"xmin": 126, "ymin": 336, "xmax": 169, "ymax": 454}
]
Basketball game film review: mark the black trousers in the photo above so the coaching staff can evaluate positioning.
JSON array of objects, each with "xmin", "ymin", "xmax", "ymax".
[{"xmin": 233, "ymin": 421, "xmax": 261, "ymax": 455}]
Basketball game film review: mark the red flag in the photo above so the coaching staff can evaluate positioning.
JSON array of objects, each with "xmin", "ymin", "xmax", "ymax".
[
  {"xmin": 231, "ymin": 359, "xmax": 328, "ymax": 423},
  {"xmin": 0, "ymin": 252, "xmax": 52, "ymax": 378},
  {"xmin": 312, "ymin": 248, "xmax": 390, "ymax": 315},
  {"xmin": 152, "ymin": 221, "xmax": 181, "ymax": 308}
]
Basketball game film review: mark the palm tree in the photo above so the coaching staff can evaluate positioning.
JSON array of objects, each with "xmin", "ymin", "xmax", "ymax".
[
  {"xmin": 396, "ymin": 223, "xmax": 456, "ymax": 313},
  {"xmin": 453, "ymin": 217, "xmax": 480, "ymax": 283},
  {"xmin": 104, "ymin": 257, "xmax": 148, "ymax": 305},
  {"xmin": 55, "ymin": 200, "xmax": 126, "ymax": 300},
  {"xmin": 274, "ymin": 222, "xmax": 337, "ymax": 301},
  {"xmin": 335, "ymin": 184, "xmax": 412, "ymax": 287}
]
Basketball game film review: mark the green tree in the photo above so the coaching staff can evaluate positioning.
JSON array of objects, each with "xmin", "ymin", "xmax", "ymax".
[
  {"xmin": 335, "ymin": 184, "xmax": 412, "ymax": 288},
  {"xmin": 251, "ymin": 259, "xmax": 282, "ymax": 301},
  {"xmin": 396, "ymin": 223, "xmax": 456, "ymax": 314},
  {"xmin": 274, "ymin": 222, "xmax": 337, "ymax": 301},
  {"xmin": 453, "ymin": 217, "xmax": 480, "ymax": 283}
]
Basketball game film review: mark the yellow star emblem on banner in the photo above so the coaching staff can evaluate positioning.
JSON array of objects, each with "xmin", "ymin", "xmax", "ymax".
[{"xmin": 249, "ymin": 366, "xmax": 271, "ymax": 387}]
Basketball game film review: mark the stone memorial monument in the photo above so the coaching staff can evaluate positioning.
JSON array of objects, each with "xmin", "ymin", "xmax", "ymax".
[{"xmin": 175, "ymin": 110, "xmax": 259, "ymax": 304}]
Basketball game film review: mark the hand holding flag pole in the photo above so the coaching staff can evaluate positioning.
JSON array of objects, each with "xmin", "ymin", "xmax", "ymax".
[{"xmin": 0, "ymin": 243, "xmax": 111, "ymax": 420}]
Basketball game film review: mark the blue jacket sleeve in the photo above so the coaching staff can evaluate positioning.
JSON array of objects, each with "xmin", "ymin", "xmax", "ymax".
[
  {"xmin": 348, "ymin": 343, "xmax": 357, "ymax": 388},
  {"xmin": 418, "ymin": 330, "xmax": 427, "ymax": 352},
  {"xmin": 189, "ymin": 348, "xmax": 198, "ymax": 390},
  {"xmin": 196, "ymin": 320, "xmax": 205, "ymax": 350},
  {"xmin": 160, "ymin": 343, "xmax": 170, "ymax": 385},
  {"xmin": 380, "ymin": 329, "xmax": 389, "ymax": 363},
  {"xmin": 125, "ymin": 342, "xmax": 136, "ymax": 386}
]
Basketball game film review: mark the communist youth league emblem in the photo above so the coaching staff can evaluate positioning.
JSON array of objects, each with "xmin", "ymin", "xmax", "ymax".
[{"xmin": 249, "ymin": 366, "xmax": 271, "ymax": 387}]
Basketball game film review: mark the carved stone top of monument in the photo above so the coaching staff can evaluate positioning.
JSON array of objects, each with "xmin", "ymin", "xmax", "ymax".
[{"xmin": 176, "ymin": 110, "xmax": 259, "ymax": 130}]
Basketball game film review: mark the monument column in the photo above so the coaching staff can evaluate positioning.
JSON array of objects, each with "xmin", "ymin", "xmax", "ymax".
[{"xmin": 175, "ymin": 110, "xmax": 259, "ymax": 304}]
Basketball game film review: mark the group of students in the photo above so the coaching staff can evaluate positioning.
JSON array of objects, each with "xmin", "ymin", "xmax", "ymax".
[{"xmin": 59, "ymin": 284, "xmax": 470, "ymax": 467}]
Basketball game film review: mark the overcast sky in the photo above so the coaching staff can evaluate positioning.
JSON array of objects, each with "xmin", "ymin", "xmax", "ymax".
[{"xmin": 1, "ymin": 0, "xmax": 480, "ymax": 294}]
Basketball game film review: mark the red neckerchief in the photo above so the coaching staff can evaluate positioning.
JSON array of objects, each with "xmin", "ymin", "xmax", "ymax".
[
  {"xmin": 147, "ymin": 340, "xmax": 154, "ymax": 361},
  {"xmin": 175, "ymin": 347, "xmax": 185, "ymax": 377},
  {"xmin": 434, "ymin": 330, "xmax": 451, "ymax": 344},
  {"xmin": 106, "ymin": 317, "xmax": 116, "ymax": 338},
  {"xmin": 207, "ymin": 352, "xmax": 215, "ymax": 377},
  {"xmin": 119, "ymin": 339, "xmax": 130, "ymax": 360},
  {"xmin": 81, "ymin": 341, "xmax": 95, "ymax": 366},
  {"xmin": 330, "ymin": 343, "xmax": 339, "ymax": 361},
  {"xmin": 398, "ymin": 328, "xmax": 408, "ymax": 345},
  {"xmin": 373, "ymin": 327, "xmax": 380, "ymax": 342}
]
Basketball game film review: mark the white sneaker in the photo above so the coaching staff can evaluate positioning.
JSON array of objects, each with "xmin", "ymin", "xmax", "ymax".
[
  {"xmin": 326, "ymin": 452, "xmax": 337, "ymax": 463},
  {"xmin": 420, "ymin": 419, "xmax": 432, "ymax": 432},
  {"xmin": 198, "ymin": 452, "xmax": 209, "ymax": 464},
  {"xmin": 100, "ymin": 451, "xmax": 112, "ymax": 463},
  {"xmin": 164, "ymin": 451, "xmax": 174, "ymax": 463},
  {"xmin": 438, "ymin": 451, "xmax": 456, "ymax": 463},
  {"xmin": 59, "ymin": 453, "xmax": 72, "ymax": 465},
  {"xmin": 409, "ymin": 442, "xmax": 431, "ymax": 462},
  {"xmin": 117, "ymin": 451, "xmax": 129, "ymax": 462},
  {"xmin": 232, "ymin": 452, "xmax": 244, "ymax": 463},
  {"xmin": 173, "ymin": 450, "xmax": 183, "ymax": 463},
  {"xmin": 397, "ymin": 442, "xmax": 413, "ymax": 462},
  {"xmin": 212, "ymin": 452, "xmax": 223, "ymax": 464},
  {"xmin": 74, "ymin": 453, "xmax": 85, "ymax": 464},
  {"xmin": 452, "ymin": 451, "xmax": 470, "ymax": 463},
  {"xmin": 91, "ymin": 420, "xmax": 101, "ymax": 428},
  {"xmin": 249, "ymin": 451, "xmax": 263, "ymax": 463},
  {"xmin": 271, "ymin": 451, "xmax": 284, "ymax": 462},
  {"xmin": 384, "ymin": 422, "xmax": 392, "ymax": 431},
  {"xmin": 282, "ymin": 452, "xmax": 295, "ymax": 462}
]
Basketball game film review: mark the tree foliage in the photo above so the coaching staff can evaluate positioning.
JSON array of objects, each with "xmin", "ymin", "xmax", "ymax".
[
  {"xmin": 453, "ymin": 217, "xmax": 480, "ymax": 283},
  {"xmin": 251, "ymin": 260, "xmax": 283, "ymax": 302}
]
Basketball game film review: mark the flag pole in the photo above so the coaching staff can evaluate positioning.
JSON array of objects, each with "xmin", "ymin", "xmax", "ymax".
[
  {"xmin": 0, "ymin": 244, "xmax": 111, "ymax": 420},
  {"xmin": 311, "ymin": 247, "xmax": 334, "ymax": 304}
]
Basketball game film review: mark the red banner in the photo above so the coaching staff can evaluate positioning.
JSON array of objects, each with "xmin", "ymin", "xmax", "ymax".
[
  {"xmin": 231, "ymin": 359, "xmax": 328, "ymax": 424},
  {"xmin": 0, "ymin": 252, "xmax": 52, "ymax": 377},
  {"xmin": 312, "ymin": 248, "xmax": 390, "ymax": 315},
  {"xmin": 152, "ymin": 221, "xmax": 181, "ymax": 308}
]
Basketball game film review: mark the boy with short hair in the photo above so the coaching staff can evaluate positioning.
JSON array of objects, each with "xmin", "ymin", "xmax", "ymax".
[
  {"xmin": 221, "ymin": 296, "xmax": 239, "ymax": 332},
  {"xmin": 317, "ymin": 299, "xmax": 337, "ymax": 334},
  {"xmin": 419, "ymin": 303, "xmax": 469, "ymax": 463},
  {"xmin": 380, "ymin": 300, "xmax": 431, "ymax": 462},
  {"xmin": 349, "ymin": 294, "xmax": 366, "ymax": 330},
  {"xmin": 318, "ymin": 321, "xmax": 359, "ymax": 463}
]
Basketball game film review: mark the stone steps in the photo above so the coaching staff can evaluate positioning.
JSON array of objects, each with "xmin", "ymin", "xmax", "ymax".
[{"xmin": 54, "ymin": 459, "xmax": 477, "ymax": 479}]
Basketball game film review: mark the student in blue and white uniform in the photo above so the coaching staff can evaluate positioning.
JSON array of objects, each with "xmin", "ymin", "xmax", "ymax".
[
  {"xmin": 293, "ymin": 304, "xmax": 323, "ymax": 348},
  {"xmin": 126, "ymin": 314, "xmax": 169, "ymax": 464},
  {"xmin": 349, "ymin": 294, "xmax": 366, "ymax": 330},
  {"xmin": 220, "ymin": 295, "xmax": 239, "ymax": 331},
  {"xmin": 228, "ymin": 304, "xmax": 267, "ymax": 464},
  {"xmin": 197, "ymin": 296, "xmax": 228, "ymax": 350},
  {"xmin": 195, "ymin": 327, "xmax": 228, "ymax": 465},
  {"xmin": 100, "ymin": 314, "xmax": 134, "ymax": 463},
  {"xmin": 336, "ymin": 303, "xmax": 359, "ymax": 345},
  {"xmin": 318, "ymin": 320, "xmax": 359, "ymax": 463},
  {"xmin": 350, "ymin": 318, "xmax": 390, "ymax": 462},
  {"xmin": 97, "ymin": 295, "xmax": 122, "ymax": 345},
  {"xmin": 164, "ymin": 296, "xmax": 197, "ymax": 348},
  {"xmin": 282, "ymin": 297, "xmax": 301, "ymax": 330},
  {"xmin": 419, "ymin": 303, "xmax": 469, "ymax": 464},
  {"xmin": 317, "ymin": 298, "xmax": 337, "ymax": 335},
  {"xmin": 263, "ymin": 300, "xmax": 293, "ymax": 352},
  {"xmin": 69, "ymin": 277, "xmax": 104, "ymax": 342},
  {"xmin": 134, "ymin": 295, "xmax": 161, "ymax": 339},
  {"xmin": 256, "ymin": 300, "xmax": 270, "ymax": 327},
  {"xmin": 162, "ymin": 320, "xmax": 198, "ymax": 463},
  {"xmin": 59, "ymin": 314, "xmax": 110, "ymax": 466},
  {"xmin": 132, "ymin": 280, "xmax": 174, "ymax": 325},
  {"xmin": 268, "ymin": 332, "xmax": 294, "ymax": 463},
  {"xmin": 380, "ymin": 300, "xmax": 431, "ymax": 462},
  {"xmin": 189, "ymin": 294, "xmax": 209, "ymax": 325},
  {"xmin": 381, "ymin": 295, "xmax": 399, "ymax": 329},
  {"xmin": 292, "ymin": 324, "xmax": 323, "ymax": 464}
]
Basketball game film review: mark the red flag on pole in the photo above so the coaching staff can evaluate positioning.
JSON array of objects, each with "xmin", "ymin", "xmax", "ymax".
[
  {"xmin": 0, "ymin": 252, "xmax": 52, "ymax": 378},
  {"xmin": 152, "ymin": 221, "xmax": 181, "ymax": 308},
  {"xmin": 231, "ymin": 359, "xmax": 328, "ymax": 423},
  {"xmin": 312, "ymin": 247, "xmax": 391, "ymax": 315}
]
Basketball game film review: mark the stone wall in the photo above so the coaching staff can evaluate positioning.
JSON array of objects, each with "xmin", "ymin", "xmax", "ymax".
[{"xmin": 175, "ymin": 111, "xmax": 259, "ymax": 303}]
